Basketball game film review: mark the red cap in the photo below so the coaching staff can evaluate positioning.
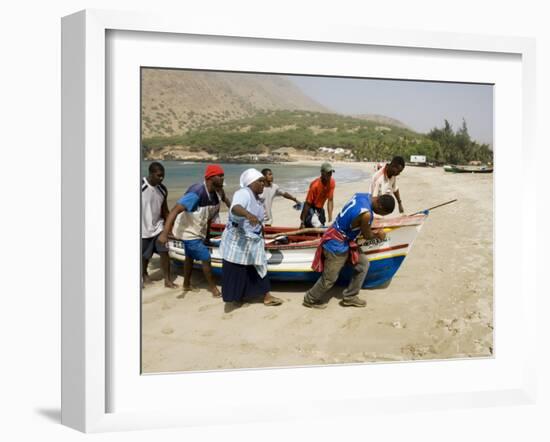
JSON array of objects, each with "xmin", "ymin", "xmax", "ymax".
[{"xmin": 204, "ymin": 164, "xmax": 224, "ymax": 179}]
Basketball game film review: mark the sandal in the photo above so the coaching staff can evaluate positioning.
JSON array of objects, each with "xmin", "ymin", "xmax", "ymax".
[{"xmin": 263, "ymin": 295, "xmax": 283, "ymax": 306}]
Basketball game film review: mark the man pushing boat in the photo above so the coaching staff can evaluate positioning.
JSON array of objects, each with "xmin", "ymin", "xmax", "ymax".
[
  {"xmin": 369, "ymin": 156, "xmax": 406, "ymax": 214},
  {"xmin": 300, "ymin": 162, "xmax": 335, "ymax": 228},
  {"xmin": 303, "ymin": 193, "xmax": 395, "ymax": 309},
  {"xmin": 141, "ymin": 161, "xmax": 176, "ymax": 288},
  {"xmin": 158, "ymin": 164, "xmax": 229, "ymax": 298}
]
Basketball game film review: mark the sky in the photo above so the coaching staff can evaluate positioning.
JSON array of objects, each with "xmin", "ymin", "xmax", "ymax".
[{"xmin": 287, "ymin": 75, "xmax": 493, "ymax": 146}]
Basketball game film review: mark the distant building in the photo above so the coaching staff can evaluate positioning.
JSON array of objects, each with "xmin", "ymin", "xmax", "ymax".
[
  {"xmin": 410, "ymin": 155, "xmax": 426, "ymax": 164},
  {"xmin": 273, "ymin": 147, "xmax": 296, "ymax": 157},
  {"xmin": 318, "ymin": 146, "xmax": 352, "ymax": 156}
]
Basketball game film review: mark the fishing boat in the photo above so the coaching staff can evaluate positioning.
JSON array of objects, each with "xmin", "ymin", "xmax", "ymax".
[
  {"xmin": 167, "ymin": 212, "xmax": 428, "ymax": 289},
  {"xmin": 443, "ymin": 164, "xmax": 493, "ymax": 173}
]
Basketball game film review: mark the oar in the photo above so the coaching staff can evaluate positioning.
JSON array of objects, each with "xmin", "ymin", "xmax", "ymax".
[
  {"xmin": 408, "ymin": 199, "xmax": 457, "ymax": 216},
  {"xmin": 264, "ymin": 235, "xmax": 288, "ymax": 245}
]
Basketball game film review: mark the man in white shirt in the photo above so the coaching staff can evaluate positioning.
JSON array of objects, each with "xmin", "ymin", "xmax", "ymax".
[
  {"xmin": 141, "ymin": 162, "xmax": 177, "ymax": 288},
  {"xmin": 259, "ymin": 168, "xmax": 300, "ymax": 226},
  {"xmin": 369, "ymin": 156, "xmax": 406, "ymax": 214}
]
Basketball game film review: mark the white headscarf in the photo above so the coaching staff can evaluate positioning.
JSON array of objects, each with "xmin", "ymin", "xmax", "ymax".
[{"xmin": 239, "ymin": 168, "xmax": 264, "ymax": 188}]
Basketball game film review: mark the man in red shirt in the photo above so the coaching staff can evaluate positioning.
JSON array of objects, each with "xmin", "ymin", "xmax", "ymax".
[{"xmin": 300, "ymin": 162, "xmax": 335, "ymax": 228}]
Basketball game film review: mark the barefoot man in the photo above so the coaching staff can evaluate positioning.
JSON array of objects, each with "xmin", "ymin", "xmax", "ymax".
[
  {"xmin": 260, "ymin": 168, "xmax": 300, "ymax": 226},
  {"xmin": 159, "ymin": 164, "xmax": 226, "ymax": 297},
  {"xmin": 141, "ymin": 162, "xmax": 177, "ymax": 288}
]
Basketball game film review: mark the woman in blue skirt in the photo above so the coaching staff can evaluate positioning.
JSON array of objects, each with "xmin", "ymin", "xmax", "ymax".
[{"xmin": 220, "ymin": 168, "xmax": 283, "ymax": 307}]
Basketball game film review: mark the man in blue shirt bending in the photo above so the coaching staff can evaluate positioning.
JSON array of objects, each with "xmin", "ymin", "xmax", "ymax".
[{"xmin": 304, "ymin": 193, "xmax": 395, "ymax": 309}]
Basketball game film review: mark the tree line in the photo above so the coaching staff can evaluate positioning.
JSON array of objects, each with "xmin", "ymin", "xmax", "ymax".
[
  {"xmin": 142, "ymin": 111, "xmax": 493, "ymax": 165},
  {"xmin": 352, "ymin": 119, "xmax": 492, "ymax": 164}
]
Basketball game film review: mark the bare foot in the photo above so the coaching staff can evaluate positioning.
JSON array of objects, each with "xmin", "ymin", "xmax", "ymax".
[
  {"xmin": 142, "ymin": 274, "xmax": 152, "ymax": 285},
  {"xmin": 210, "ymin": 287, "xmax": 222, "ymax": 298},
  {"xmin": 165, "ymin": 280, "xmax": 179, "ymax": 288},
  {"xmin": 182, "ymin": 285, "xmax": 200, "ymax": 293}
]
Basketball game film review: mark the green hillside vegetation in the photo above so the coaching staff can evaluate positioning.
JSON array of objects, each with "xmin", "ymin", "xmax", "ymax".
[{"xmin": 142, "ymin": 110, "xmax": 492, "ymax": 164}]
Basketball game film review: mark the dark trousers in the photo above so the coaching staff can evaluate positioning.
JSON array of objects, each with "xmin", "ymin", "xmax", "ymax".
[{"xmin": 304, "ymin": 207, "xmax": 326, "ymax": 227}]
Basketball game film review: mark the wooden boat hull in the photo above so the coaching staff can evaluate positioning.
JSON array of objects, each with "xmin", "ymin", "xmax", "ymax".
[
  {"xmin": 168, "ymin": 214, "xmax": 427, "ymax": 289},
  {"xmin": 444, "ymin": 164, "xmax": 493, "ymax": 173}
]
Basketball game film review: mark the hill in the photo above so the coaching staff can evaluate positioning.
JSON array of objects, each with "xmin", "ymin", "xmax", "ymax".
[
  {"xmin": 142, "ymin": 110, "xmax": 425, "ymax": 161},
  {"xmin": 352, "ymin": 114, "xmax": 410, "ymax": 130},
  {"xmin": 140, "ymin": 70, "xmax": 492, "ymax": 165},
  {"xmin": 141, "ymin": 69, "xmax": 330, "ymax": 137}
]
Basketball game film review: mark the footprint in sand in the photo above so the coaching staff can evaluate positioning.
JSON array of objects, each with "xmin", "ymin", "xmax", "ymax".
[
  {"xmin": 201, "ymin": 330, "xmax": 214, "ymax": 337},
  {"xmin": 401, "ymin": 344, "xmax": 435, "ymax": 358},
  {"xmin": 464, "ymin": 310, "xmax": 482, "ymax": 322},
  {"xmin": 341, "ymin": 317, "xmax": 361, "ymax": 330},
  {"xmin": 161, "ymin": 326, "xmax": 174, "ymax": 335},
  {"xmin": 240, "ymin": 342, "xmax": 257, "ymax": 352},
  {"xmin": 161, "ymin": 301, "xmax": 173, "ymax": 311},
  {"xmin": 377, "ymin": 320, "xmax": 407, "ymax": 329},
  {"xmin": 198, "ymin": 304, "xmax": 217, "ymax": 312},
  {"xmin": 263, "ymin": 312, "xmax": 278, "ymax": 320},
  {"xmin": 295, "ymin": 343, "xmax": 316, "ymax": 354}
]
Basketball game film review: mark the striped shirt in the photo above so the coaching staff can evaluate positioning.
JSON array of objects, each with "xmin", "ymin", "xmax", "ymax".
[
  {"xmin": 141, "ymin": 177, "xmax": 167, "ymax": 238},
  {"xmin": 172, "ymin": 182, "xmax": 220, "ymax": 240},
  {"xmin": 219, "ymin": 188, "xmax": 267, "ymax": 277}
]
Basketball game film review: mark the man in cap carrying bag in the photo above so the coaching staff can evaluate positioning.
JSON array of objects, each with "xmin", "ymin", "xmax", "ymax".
[{"xmin": 300, "ymin": 162, "xmax": 336, "ymax": 228}]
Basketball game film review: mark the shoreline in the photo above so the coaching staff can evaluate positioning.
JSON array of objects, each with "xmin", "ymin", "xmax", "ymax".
[{"xmin": 162, "ymin": 159, "xmax": 373, "ymax": 209}]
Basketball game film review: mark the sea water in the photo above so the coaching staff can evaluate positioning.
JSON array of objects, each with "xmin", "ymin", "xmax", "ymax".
[{"xmin": 141, "ymin": 161, "xmax": 371, "ymax": 207}]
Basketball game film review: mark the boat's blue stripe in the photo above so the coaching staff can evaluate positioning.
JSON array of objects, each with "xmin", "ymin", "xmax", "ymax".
[
  {"xmin": 341, "ymin": 255, "xmax": 406, "ymax": 288},
  {"xmin": 172, "ymin": 255, "xmax": 406, "ymax": 289}
]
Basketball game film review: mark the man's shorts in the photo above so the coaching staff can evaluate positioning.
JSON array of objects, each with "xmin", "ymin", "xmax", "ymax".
[
  {"xmin": 183, "ymin": 239, "xmax": 211, "ymax": 262},
  {"xmin": 141, "ymin": 233, "xmax": 169, "ymax": 260}
]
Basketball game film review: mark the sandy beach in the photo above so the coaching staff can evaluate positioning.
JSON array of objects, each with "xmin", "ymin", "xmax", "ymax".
[{"xmin": 141, "ymin": 162, "xmax": 493, "ymax": 373}]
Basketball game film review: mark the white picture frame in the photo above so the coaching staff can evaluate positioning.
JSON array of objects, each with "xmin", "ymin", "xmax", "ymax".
[{"xmin": 61, "ymin": 9, "xmax": 537, "ymax": 433}]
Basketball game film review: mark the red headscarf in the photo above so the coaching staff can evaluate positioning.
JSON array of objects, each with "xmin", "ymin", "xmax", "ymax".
[{"xmin": 204, "ymin": 164, "xmax": 224, "ymax": 179}]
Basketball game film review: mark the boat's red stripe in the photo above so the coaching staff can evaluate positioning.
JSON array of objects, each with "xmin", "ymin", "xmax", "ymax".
[
  {"xmin": 363, "ymin": 243, "xmax": 409, "ymax": 255},
  {"xmin": 173, "ymin": 237, "xmax": 410, "ymax": 255}
]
